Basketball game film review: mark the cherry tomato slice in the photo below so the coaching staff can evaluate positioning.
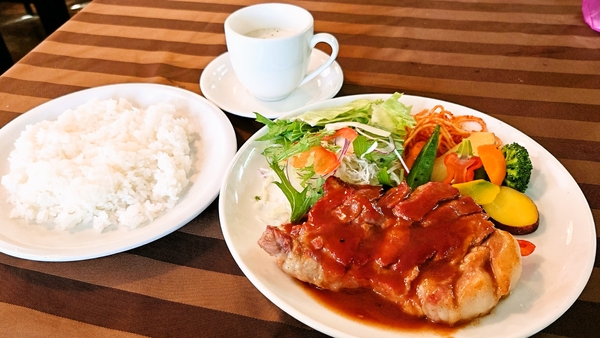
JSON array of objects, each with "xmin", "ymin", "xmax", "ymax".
[
  {"xmin": 312, "ymin": 146, "xmax": 340, "ymax": 175},
  {"xmin": 290, "ymin": 150, "xmax": 311, "ymax": 168},
  {"xmin": 322, "ymin": 127, "xmax": 358, "ymax": 142}
]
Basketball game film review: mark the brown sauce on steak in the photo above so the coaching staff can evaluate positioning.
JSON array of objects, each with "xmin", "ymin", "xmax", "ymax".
[
  {"xmin": 300, "ymin": 281, "xmax": 463, "ymax": 335},
  {"xmin": 259, "ymin": 176, "xmax": 517, "ymax": 327},
  {"xmin": 298, "ymin": 177, "xmax": 494, "ymax": 294}
]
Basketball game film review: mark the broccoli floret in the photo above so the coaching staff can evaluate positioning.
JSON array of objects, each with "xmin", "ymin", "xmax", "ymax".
[{"xmin": 501, "ymin": 143, "xmax": 533, "ymax": 193}]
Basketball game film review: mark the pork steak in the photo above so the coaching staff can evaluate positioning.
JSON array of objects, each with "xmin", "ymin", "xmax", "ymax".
[{"xmin": 258, "ymin": 177, "xmax": 522, "ymax": 325}]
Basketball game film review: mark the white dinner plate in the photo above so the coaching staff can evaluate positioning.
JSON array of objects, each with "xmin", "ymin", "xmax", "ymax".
[
  {"xmin": 200, "ymin": 49, "xmax": 343, "ymax": 119},
  {"xmin": 219, "ymin": 94, "xmax": 596, "ymax": 338},
  {"xmin": 0, "ymin": 83, "xmax": 236, "ymax": 261}
]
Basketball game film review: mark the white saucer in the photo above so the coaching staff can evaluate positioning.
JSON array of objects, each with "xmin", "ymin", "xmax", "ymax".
[{"xmin": 200, "ymin": 50, "xmax": 343, "ymax": 119}]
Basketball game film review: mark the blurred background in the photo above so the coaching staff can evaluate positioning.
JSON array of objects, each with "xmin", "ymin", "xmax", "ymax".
[{"xmin": 0, "ymin": 0, "xmax": 89, "ymax": 65}]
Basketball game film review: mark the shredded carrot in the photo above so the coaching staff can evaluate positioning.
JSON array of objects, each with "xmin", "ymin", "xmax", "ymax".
[{"xmin": 404, "ymin": 105, "xmax": 487, "ymax": 157}]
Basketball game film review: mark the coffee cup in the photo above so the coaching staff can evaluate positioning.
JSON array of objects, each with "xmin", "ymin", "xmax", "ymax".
[{"xmin": 224, "ymin": 3, "xmax": 339, "ymax": 101}]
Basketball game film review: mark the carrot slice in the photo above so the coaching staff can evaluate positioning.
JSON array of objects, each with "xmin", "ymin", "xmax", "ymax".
[
  {"xmin": 442, "ymin": 153, "xmax": 483, "ymax": 184},
  {"xmin": 477, "ymin": 144, "xmax": 507, "ymax": 186}
]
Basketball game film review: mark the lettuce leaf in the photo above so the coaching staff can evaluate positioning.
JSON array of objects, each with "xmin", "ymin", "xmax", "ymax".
[
  {"xmin": 295, "ymin": 99, "xmax": 375, "ymax": 126},
  {"xmin": 295, "ymin": 93, "xmax": 414, "ymax": 138},
  {"xmin": 371, "ymin": 92, "xmax": 415, "ymax": 138}
]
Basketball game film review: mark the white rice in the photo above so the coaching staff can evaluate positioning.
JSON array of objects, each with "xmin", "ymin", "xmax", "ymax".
[{"xmin": 1, "ymin": 98, "xmax": 194, "ymax": 232}]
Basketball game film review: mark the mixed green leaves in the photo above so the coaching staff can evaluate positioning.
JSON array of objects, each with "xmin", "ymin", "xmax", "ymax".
[{"xmin": 255, "ymin": 114, "xmax": 323, "ymax": 163}]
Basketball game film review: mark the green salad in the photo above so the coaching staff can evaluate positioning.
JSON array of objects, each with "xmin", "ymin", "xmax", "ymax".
[{"xmin": 255, "ymin": 93, "xmax": 416, "ymax": 222}]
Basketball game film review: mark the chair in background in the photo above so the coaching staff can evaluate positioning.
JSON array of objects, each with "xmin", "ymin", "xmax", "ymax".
[
  {"xmin": 2, "ymin": 0, "xmax": 70, "ymax": 35},
  {"xmin": 0, "ymin": 0, "xmax": 71, "ymax": 73},
  {"xmin": 1, "ymin": 34, "xmax": 12, "ymax": 73}
]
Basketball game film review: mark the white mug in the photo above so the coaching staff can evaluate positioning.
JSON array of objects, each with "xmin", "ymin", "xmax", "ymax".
[{"xmin": 224, "ymin": 3, "xmax": 339, "ymax": 101}]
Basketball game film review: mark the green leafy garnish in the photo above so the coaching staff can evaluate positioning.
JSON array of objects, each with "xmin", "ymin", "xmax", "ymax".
[
  {"xmin": 376, "ymin": 168, "xmax": 393, "ymax": 186},
  {"xmin": 256, "ymin": 113, "xmax": 324, "ymax": 163},
  {"xmin": 256, "ymin": 113, "xmax": 319, "ymax": 145},
  {"xmin": 352, "ymin": 135, "xmax": 372, "ymax": 157},
  {"xmin": 266, "ymin": 157, "xmax": 322, "ymax": 223}
]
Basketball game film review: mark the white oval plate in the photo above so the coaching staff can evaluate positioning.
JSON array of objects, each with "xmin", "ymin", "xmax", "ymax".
[
  {"xmin": 0, "ymin": 83, "xmax": 236, "ymax": 261},
  {"xmin": 219, "ymin": 94, "xmax": 596, "ymax": 338},
  {"xmin": 200, "ymin": 50, "xmax": 343, "ymax": 119}
]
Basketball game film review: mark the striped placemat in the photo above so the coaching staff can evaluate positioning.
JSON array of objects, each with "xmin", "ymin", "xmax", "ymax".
[{"xmin": 0, "ymin": 0, "xmax": 597, "ymax": 336}]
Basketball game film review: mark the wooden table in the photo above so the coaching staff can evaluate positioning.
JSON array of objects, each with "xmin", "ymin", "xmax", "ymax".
[{"xmin": 0, "ymin": 0, "xmax": 598, "ymax": 336}]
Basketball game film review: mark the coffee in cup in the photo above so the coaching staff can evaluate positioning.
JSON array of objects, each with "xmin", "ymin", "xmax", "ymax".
[{"xmin": 224, "ymin": 3, "xmax": 339, "ymax": 101}]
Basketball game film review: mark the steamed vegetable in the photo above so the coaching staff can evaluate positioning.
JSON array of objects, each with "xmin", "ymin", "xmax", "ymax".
[
  {"xmin": 452, "ymin": 179, "xmax": 500, "ymax": 205},
  {"xmin": 442, "ymin": 139, "xmax": 483, "ymax": 184},
  {"xmin": 501, "ymin": 143, "xmax": 533, "ymax": 193},
  {"xmin": 431, "ymin": 132, "xmax": 496, "ymax": 182},
  {"xmin": 482, "ymin": 186, "xmax": 539, "ymax": 235},
  {"xmin": 477, "ymin": 144, "xmax": 506, "ymax": 186},
  {"xmin": 406, "ymin": 125, "xmax": 440, "ymax": 189}
]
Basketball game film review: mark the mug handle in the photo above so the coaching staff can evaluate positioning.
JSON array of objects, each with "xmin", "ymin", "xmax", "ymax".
[{"xmin": 299, "ymin": 33, "xmax": 339, "ymax": 87}]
